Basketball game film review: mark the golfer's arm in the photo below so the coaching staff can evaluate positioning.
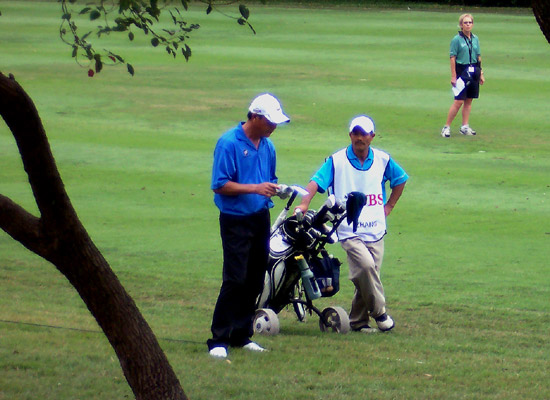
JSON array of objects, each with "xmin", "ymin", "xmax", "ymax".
[
  {"xmin": 214, "ymin": 181, "xmax": 258, "ymax": 196},
  {"xmin": 214, "ymin": 181, "xmax": 278, "ymax": 197}
]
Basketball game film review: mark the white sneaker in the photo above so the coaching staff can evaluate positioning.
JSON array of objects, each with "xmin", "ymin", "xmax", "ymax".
[
  {"xmin": 460, "ymin": 125, "xmax": 476, "ymax": 136},
  {"xmin": 243, "ymin": 342, "xmax": 267, "ymax": 352},
  {"xmin": 441, "ymin": 125, "xmax": 451, "ymax": 138},
  {"xmin": 353, "ymin": 325, "xmax": 379, "ymax": 334},
  {"xmin": 209, "ymin": 346, "xmax": 228, "ymax": 358},
  {"xmin": 374, "ymin": 313, "xmax": 395, "ymax": 332}
]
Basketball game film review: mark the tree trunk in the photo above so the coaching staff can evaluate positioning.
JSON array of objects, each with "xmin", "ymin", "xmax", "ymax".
[
  {"xmin": 0, "ymin": 72, "xmax": 188, "ymax": 400},
  {"xmin": 532, "ymin": 0, "xmax": 550, "ymax": 44}
]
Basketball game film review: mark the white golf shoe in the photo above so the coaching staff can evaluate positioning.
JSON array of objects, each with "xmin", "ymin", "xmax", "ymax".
[
  {"xmin": 441, "ymin": 125, "xmax": 451, "ymax": 138},
  {"xmin": 353, "ymin": 325, "xmax": 379, "ymax": 334},
  {"xmin": 209, "ymin": 346, "xmax": 228, "ymax": 359},
  {"xmin": 374, "ymin": 313, "xmax": 395, "ymax": 332},
  {"xmin": 460, "ymin": 125, "xmax": 476, "ymax": 136},
  {"xmin": 243, "ymin": 342, "xmax": 267, "ymax": 352}
]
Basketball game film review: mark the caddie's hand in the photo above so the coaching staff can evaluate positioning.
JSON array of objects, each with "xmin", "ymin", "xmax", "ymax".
[
  {"xmin": 256, "ymin": 182, "xmax": 279, "ymax": 197},
  {"xmin": 293, "ymin": 204, "xmax": 308, "ymax": 215},
  {"xmin": 451, "ymin": 77, "xmax": 457, "ymax": 87}
]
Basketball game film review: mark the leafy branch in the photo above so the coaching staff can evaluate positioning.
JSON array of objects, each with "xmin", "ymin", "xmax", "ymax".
[{"xmin": 59, "ymin": 0, "xmax": 254, "ymax": 77}]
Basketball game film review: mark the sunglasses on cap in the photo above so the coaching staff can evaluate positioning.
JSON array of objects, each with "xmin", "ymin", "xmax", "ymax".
[{"xmin": 350, "ymin": 127, "xmax": 375, "ymax": 136}]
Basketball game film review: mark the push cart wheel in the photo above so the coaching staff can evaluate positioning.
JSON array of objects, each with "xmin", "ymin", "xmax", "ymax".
[
  {"xmin": 319, "ymin": 306, "xmax": 350, "ymax": 334},
  {"xmin": 254, "ymin": 308, "xmax": 280, "ymax": 336}
]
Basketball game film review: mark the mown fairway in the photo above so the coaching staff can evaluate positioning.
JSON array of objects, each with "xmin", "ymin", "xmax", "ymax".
[{"xmin": 1, "ymin": 1, "xmax": 549, "ymax": 399}]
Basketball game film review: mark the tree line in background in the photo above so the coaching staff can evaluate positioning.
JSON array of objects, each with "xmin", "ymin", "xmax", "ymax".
[
  {"xmin": 398, "ymin": 0, "xmax": 530, "ymax": 7},
  {"xmin": 269, "ymin": 0, "xmax": 531, "ymax": 8}
]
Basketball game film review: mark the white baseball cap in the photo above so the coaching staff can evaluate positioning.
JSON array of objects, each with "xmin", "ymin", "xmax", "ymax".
[
  {"xmin": 249, "ymin": 93, "xmax": 290, "ymax": 124},
  {"xmin": 349, "ymin": 115, "xmax": 375, "ymax": 134}
]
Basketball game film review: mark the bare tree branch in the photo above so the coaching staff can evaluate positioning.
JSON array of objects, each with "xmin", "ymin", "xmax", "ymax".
[
  {"xmin": 0, "ymin": 71, "xmax": 188, "ymax": 400},
  {"xmin": 0, "ymin": 193, "xmax": 43, "ymax": 254}
]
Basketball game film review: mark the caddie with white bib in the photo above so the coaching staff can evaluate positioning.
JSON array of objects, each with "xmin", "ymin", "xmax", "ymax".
[{"xmin": 297, "ymin": 115, "xmax": 408, "ymax": 333}]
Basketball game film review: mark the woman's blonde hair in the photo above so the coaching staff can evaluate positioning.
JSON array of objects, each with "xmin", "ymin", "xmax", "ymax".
[{"xmin": 459, "ymin": 14, "xmax": 474, "ymax": 26}]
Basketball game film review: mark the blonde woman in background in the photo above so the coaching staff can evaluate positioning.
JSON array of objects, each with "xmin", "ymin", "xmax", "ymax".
[{"xmin": 441, "ymin": 14, "xmax": 485, "ymax": 138}]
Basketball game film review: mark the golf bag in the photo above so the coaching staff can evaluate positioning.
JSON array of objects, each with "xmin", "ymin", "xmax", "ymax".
[{"xmin": 254, "ymin": 188, "xmax": 360, "ymax": 335}]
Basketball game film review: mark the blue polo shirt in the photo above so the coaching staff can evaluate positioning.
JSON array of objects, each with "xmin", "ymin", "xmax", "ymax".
[
  {"xmin": 211, "ymin": 123, "xmax": 278, "ymax": 216},
  {"xmin": 311, "ymin": 145, "xmax": 408, "ymax": 203}
]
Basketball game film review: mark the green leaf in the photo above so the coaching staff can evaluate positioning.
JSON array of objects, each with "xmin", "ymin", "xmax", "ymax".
[
  {"xmin": 182, "ymin": 44, "xmax": 192, "ymax": 61},
  {"xmin": 95, "ymin": 58, "xmax": 103, "ymax": 73},
  {"xmin": 206, "ymin": 5, "xmax": 212, "ymax": 15},
  {"xmin": 127, "ymin": 63, "xmax": 135, "ymax": 76},
  {"xmin": 180, "ymin": 0, "xmax": 188, "ymax": 11},
  {"xmin": 239, "ymin": 5, "xmax": 249, "ymax": 20},
  {"xmin": 62, "ymin": 13, "xmax": 71, "ymax": 20},
  {"xmin": 169, "ymin": 10, "xmax": 177, "ymax": 25},
  {"xmin": 79, "ymin": 7, "xmax": 91, "ymax": 15},
  {"xmin": 90, "ymin": 10, "xmax": 101, "ymax": 21},
  {"xmin": 237, "ymin": 18, "xmax": 245, "ymax": 26},
  {"xmin": 119, "ymin": 0, "xmax": 131, "ymax": 13},
  {"xmin": 128, "ymin": 32, "xmax": 135, "ymax": 41},
  {"xmin": 151, "ymin": 38, "xmax": 160, "ymax": 47},
  {"xmin": 71, "ymin": 46, "xmax": 78, "ymax": 58}
]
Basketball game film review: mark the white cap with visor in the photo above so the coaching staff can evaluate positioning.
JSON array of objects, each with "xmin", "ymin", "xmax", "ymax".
[
  {"xmin": 249, "ymin": 93, "xmax": 290, "ymax": 124},
  {"xmin": 349, "ymin": 115, "xmax": 375, "ymax": 135}
]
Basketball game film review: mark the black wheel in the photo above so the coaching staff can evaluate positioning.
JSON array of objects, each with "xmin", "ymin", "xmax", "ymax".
[
  {"xmin": 319, "ymin": 306, "xmax": 350, "ymax": 334},
  {"xmin": 253, "ymin": 308, "xmax": 280, "ymax": 336}
]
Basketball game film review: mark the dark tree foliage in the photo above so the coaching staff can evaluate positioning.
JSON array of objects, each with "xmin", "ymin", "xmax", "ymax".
[
  {"xmin": 409, "ymin": 0, "xmax": 531, "ymax": 6},
  {"xmin": 59, "ymin": 0, "xmax": 255, "ymax": 76}
]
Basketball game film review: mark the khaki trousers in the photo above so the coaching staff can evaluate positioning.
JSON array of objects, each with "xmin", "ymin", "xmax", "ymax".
[{"xmin": 340, "ymin": 236, "xmax": 386, "ymax": 329}]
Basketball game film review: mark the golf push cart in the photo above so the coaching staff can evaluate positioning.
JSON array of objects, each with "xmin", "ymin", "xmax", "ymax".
[{"xmin": 254, "ymin": 184, "xmax": 365, "ymax": 336}]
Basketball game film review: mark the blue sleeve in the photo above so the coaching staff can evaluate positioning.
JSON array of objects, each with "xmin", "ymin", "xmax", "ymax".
[
  {"xmin": 383, "ymin": 158, "xmax": 409, "ymax": 188},
  {"xmin": 310, "ymin": 157, "xmax": 334, "ymax": 194},
  {"xmin": 269, "ymin": 140, "xmax": 278, "ymax": 184},
  {"xmin": 211, "ymin": 137, "xmax": 235, "ymax": 190}
]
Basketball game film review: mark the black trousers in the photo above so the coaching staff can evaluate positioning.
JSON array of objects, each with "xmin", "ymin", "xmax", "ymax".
[{"xmin": 207, "ymin": 209, "xmax": 270, "ymax": 350}]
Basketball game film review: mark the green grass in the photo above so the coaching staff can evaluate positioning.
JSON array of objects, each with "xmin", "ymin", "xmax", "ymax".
[{"xmin": 1, "ymin": 1, "xmax": 550, "ymax": 399}]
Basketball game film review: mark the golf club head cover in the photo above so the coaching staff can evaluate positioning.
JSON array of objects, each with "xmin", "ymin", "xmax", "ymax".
[{"xmin": 346, "ymin": 191, "xmax": 366, "ymax": 232}]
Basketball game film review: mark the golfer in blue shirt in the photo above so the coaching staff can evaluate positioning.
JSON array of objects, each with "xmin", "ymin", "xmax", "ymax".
[{"xmin": 208, "ymin": 94, "xmax": 290, "ymax": 359}]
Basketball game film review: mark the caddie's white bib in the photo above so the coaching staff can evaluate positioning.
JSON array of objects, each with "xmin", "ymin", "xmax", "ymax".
[{"xmin": 331, "ymin": 147, "xmax": 389, "ymax": 242}]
